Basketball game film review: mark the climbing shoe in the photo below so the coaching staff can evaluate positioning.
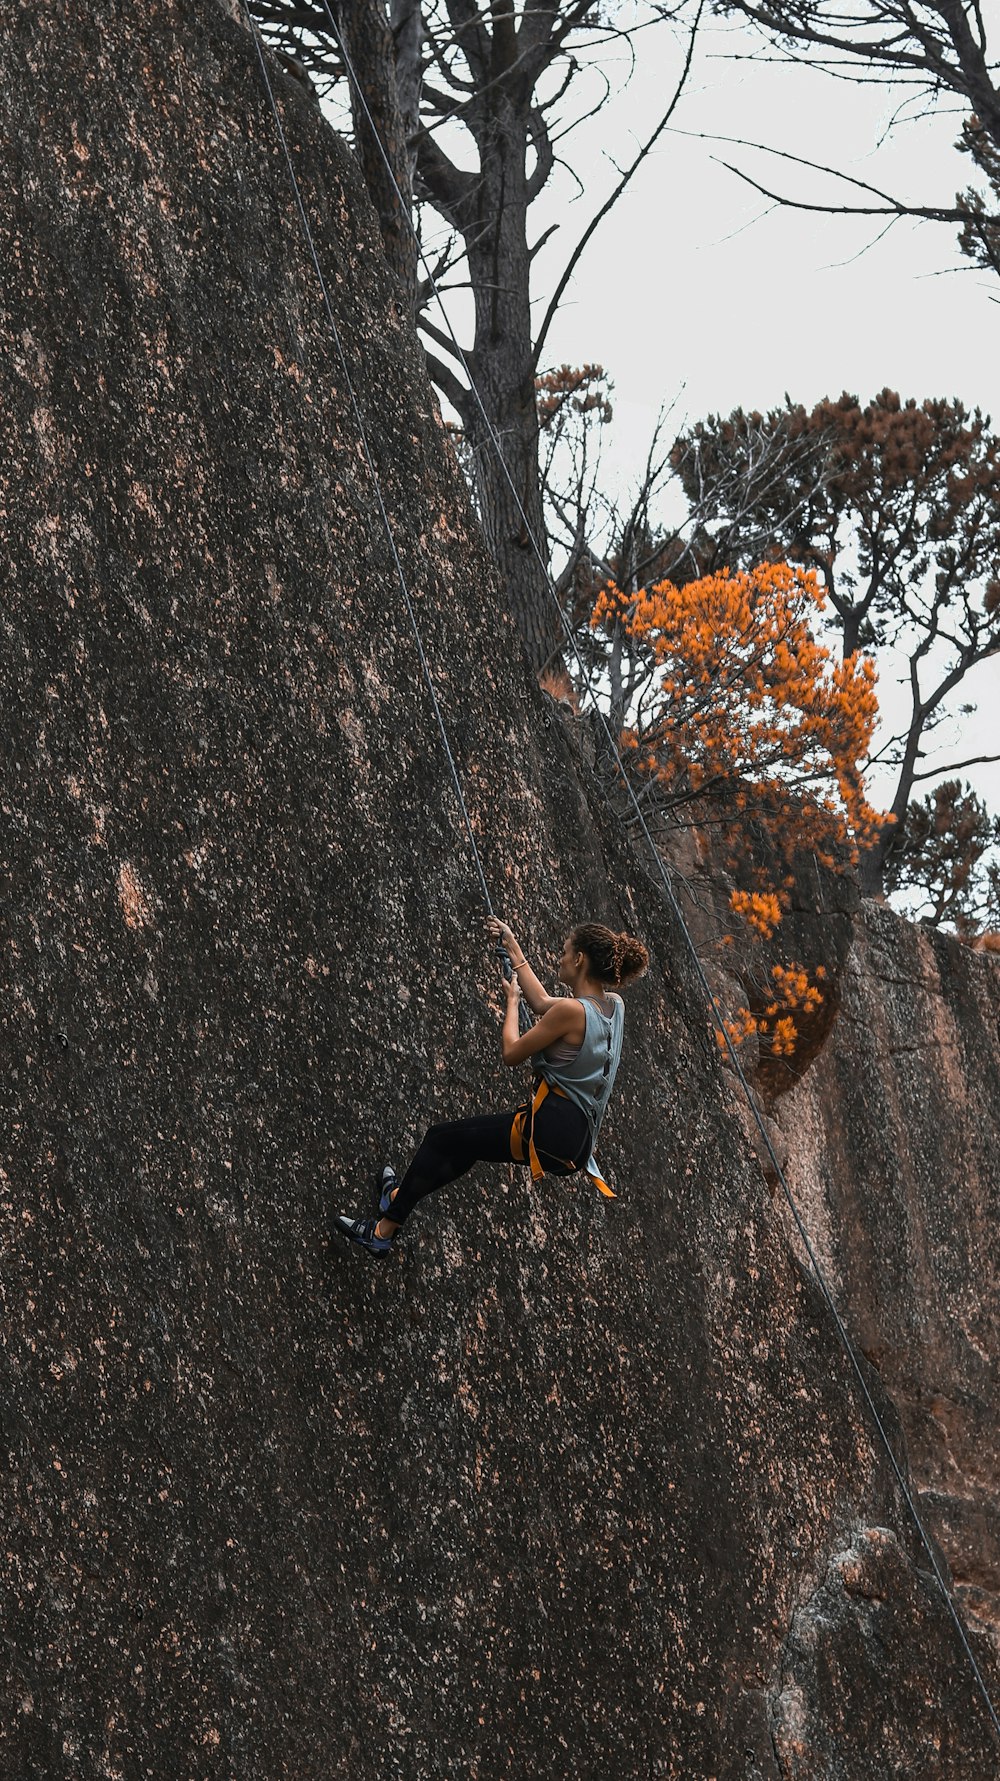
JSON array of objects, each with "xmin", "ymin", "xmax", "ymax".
[
  {"xmin": 334, "ymin": 1214, "xmax": 394, "ymax": 1257},
  {"xmin": 377, "ymin": 1165, "xmax": 397, "ymax": 1215}
]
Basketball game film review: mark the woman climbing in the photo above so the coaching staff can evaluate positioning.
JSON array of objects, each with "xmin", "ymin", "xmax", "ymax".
[{"xmin": 334, "ymin": 918, "xmax": 649, "ymax": 1256}]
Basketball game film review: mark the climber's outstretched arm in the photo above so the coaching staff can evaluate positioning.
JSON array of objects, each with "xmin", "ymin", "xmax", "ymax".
[{"xmin": 485, "ymin": 917, "xmax": 556, "ymax": 1016}]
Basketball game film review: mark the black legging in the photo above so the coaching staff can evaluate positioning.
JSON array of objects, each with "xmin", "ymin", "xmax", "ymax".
[{"xmin": 387, "ymin": 1091, "xmax": 592, "ymax": 1226}]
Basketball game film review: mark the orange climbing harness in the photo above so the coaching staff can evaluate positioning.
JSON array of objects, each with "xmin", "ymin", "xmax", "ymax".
[{"xmin": 510, "ymin": 1077, "xmax": 616, "ymax": 1199}]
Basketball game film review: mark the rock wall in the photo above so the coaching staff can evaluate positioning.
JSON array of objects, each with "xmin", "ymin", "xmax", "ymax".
[
  {"xmin": 778, "ymin": 907, "xmax": 1000, "ymax": 1653},
  {"xmin": 1, "ymin": 3, "xmax": 997, "ymax": 1775}
]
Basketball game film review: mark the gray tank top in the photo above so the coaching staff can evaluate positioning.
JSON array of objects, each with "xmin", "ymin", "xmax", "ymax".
[{"xmin": 539, "ymin": 995, "xmax": 624, "ymax": 1139}]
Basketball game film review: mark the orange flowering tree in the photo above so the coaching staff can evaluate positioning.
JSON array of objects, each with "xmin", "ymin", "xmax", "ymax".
[
  {"xmin": 717, "ymin": 961, "xmax": 829, "ymax": 1069},
  {"xmin": 591, "ymin": 560, "xmax": 888, "ymax": 1066},
  {"xmin": 591, "ymin": 560, "xmax": 885, "ymax": 856}
]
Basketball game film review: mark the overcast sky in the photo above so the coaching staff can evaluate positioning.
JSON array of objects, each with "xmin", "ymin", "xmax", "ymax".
[{"xmin": 523, "ymin": 10, "xmax": 1000, "ymax": 819}]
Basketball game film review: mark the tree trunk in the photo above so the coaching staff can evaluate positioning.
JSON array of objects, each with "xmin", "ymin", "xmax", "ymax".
[
  {"xmin": 335, "ymin": 7, "xmax": 560, "ymax": 670},
  {"xmin": 459, "ymin": 104, "xmax": 559, "ymax": 674},
  {"xmin": 389, "ymin": 0, "xmax": 422, "ymax": 177},
  {"xmin": 858, "ymin": 707, "xmax": 925, "ymax": 896},
  {"xmin": 334, "ymin": 0, "xmax": 417, "ymax": 311}
]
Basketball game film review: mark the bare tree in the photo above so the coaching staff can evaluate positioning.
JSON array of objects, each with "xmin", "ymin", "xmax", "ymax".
[
  {"xmin": 701, "ymin": 0, "xmax": 1000, "ymax": 272},
  {"xmin": 249, "ymin": 0, "xmax": 700, "ymax": 671},
  {"xmin": 713, "ymin": 0, "xmax": 999, "ymax": 133}
]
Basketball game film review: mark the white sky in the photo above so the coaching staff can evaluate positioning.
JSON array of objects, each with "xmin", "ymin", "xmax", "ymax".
[{"xmin": 523, "ymin": 12, "xmax": 1000, "ymax": 819}]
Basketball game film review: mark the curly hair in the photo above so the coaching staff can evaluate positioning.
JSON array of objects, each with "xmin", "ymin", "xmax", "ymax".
[{"xmin": 570, "ymin": 923, "xmax": 649, "ymax": 987}]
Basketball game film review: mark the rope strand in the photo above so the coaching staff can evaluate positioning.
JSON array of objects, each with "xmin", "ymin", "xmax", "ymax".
[
  {"xmin": 240, "ymin": 2, "xmax": 535, "ymax": 1035},
  {"xmin": 241, "ymin": 4, "xmax": 495, "ymax": 921}
]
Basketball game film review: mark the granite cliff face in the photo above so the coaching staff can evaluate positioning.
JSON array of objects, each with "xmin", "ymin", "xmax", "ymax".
[
  {"xmin": 777, "ymin": 908, "xmax": 1000, "ymax": 1654},
  {"xmin": 2, "ymin": 3, "xmax": 997, "ymax": 1776}
]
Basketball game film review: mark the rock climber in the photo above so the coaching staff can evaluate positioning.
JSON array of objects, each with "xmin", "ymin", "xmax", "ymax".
[{"xmin": 334, "ymin": 917, "xmax": 649, "ymax": 1256}]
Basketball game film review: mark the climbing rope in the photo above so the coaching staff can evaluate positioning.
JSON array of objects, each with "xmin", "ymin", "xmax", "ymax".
[
  {"xmin": 238, "ymin": 4, "xmax": 524, "ymax": 1006},
  {"xmin": 238, "ymin": 4, "xmax": 1000, "ymax": 1741}
]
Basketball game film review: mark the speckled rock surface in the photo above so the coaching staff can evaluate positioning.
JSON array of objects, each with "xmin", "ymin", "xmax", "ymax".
[
  {"xmin": 778, "ymin": 907, "xmax": 1000, "ymax": 1662},
  {"xmin": 1, "ymin": 4, "xmax": 997, "ymax": 1776}
]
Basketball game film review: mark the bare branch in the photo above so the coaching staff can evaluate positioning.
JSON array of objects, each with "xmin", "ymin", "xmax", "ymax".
[
  {"xmin": 525, "ymin": 103, "xmax": 556, "ymax": 202},
  {"xmin": 911, "ymin": 750, "xmax": 1000, "ymax": 781},
  {"xmin": 417, "ymin": 310, "xmax": 472, "ymax": 367},
  {"xmin": 717, "ymin": 157, "xmax": 973, "ymax": 223},
  {"xmin": 422, "ymin": 347, "xmax": 473, "ymax": 419},
  {"xmin": 532, "ymin": 2, "xmax": 704, "ymax": 369}
]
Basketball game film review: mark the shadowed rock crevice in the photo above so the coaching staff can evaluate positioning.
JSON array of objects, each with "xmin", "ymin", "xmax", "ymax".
[{"xmin": 1, "ymin": 3, "xmax": 997, "ymax": 1776}]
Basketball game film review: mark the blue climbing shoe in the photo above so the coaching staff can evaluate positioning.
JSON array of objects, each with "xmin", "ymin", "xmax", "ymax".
[
  {"xmin": 377, "ymin": 1165, "xmax": 397, "ymax": 1215},
  {"xmin": 334, "ymin": 1214, "xmax": 394, "ymax": 1257}
]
